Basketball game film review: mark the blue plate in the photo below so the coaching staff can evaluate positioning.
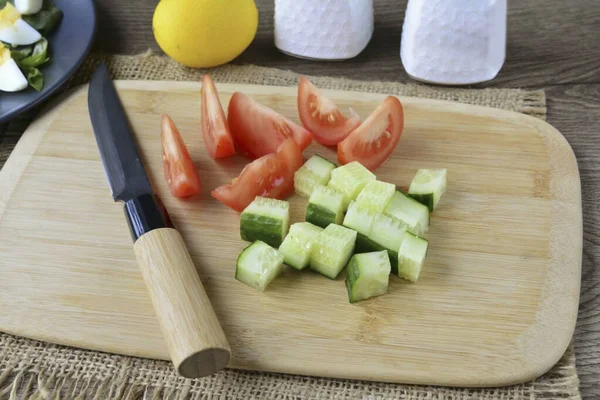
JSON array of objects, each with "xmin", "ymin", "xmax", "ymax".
[{"xmin": 0, "ymin": 0, "xmax": 96, "ymax": 123}]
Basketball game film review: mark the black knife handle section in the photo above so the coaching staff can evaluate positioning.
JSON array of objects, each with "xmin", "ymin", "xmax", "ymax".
[{"xmin": 124, "ymin": 194, "xmax": 173, "ymax": 241}]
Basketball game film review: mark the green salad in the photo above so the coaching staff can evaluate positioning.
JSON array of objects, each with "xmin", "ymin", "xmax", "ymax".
[{"xmin": 0, "ymin": 0, "xmax": 62, "ymax": 91}]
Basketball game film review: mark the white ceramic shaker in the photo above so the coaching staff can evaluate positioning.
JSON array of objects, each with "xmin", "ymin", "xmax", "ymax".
[
  {"xmin": 274, "ymin": 0, "xmax": 374, "ymax": 60},
  {"xmin": 401, "ymin": 0, "xmax": 507, "ymax": 85}
]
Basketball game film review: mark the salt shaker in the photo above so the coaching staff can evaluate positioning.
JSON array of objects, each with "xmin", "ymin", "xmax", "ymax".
[
  {"xmin": 401, "ymin": 0, "xmax": 507, "ymax": 85},
  {"xmin": 274, "ymin": 0, "xmax": 374, "ymax": 61}
]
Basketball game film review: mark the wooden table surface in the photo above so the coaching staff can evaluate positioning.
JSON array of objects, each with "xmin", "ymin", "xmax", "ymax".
[{"xmin": 28, "ymin": 0, "xmax": 600, "ymax": 397}]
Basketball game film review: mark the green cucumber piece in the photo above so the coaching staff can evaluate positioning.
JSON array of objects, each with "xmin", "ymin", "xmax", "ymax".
[
  {"xmin": 310, "ymin": 224, "xmax": 357, "ymax": 279},
  {"xmin": 408, "ymin": 169, "xmax": 447, "ymax": 211},
  {"xmin": 294, "ymin": 155, "xmax": 337, "ymax": 198},
  {"xmin": 327, "ymin": 161, "xmax": 376, "ymax": 209},
  {"xmin": 355, "ymin": 180, "xmax": 395, "ymax": 213},
  {"xmin": 397, "ymin": 232, "xmax": 429, "ymax": 282},
  {"xmin": 278, "ymin": 222, "xmax": 323, "ymax": 270},
  {"xmin": 240, "ymin": 197, "xmax": 289, "ymax": 247},
  {"xmin": 384, "ymin": 191, "xmax": 430, "ymax": 237},
  {"xmin": 306, "ymin": 185, "xmax": 345, "ymax": 228},
  {"xmin": 235, "ymin": 241, "xmax": 284, "ymax": 291},
  {"xmin": 345, "ymin": 250, "xmax": 391, "ymax": 303},
  {"xmin": 368, "ymin": 213, "xmax": 407, "ymax": 274},
  {"xmin": 342, "ymin": 201, "xmax": 377, "ymax": 253}
]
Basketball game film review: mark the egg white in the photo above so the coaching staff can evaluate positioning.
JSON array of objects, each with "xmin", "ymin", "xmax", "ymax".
[
  {"xmin": 0, "ymin": 58, "xmax": 28, "ymax": 92},
  {"xmin": 0, "ymin": 18, "xmax": 42, "ymax": 45}
]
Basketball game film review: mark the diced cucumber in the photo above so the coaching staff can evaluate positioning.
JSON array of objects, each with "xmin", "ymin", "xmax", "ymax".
[
  {"xmin": 306, "ymin": 185, "xmax": 344, "ymax": 228},
  {"xmin": 327, "ymin": 161, "xmax": 376, "ymax": 209},
  {"xmin": 384, "ymin": 191, "xmax": 429, "ymax": 237},
  {"xmin": 240, "ymin": 197, "xmax": 289, "ymax": 248},
  {"xmin": 355, "ymin": 180, "xmax": 395, "ymax": 213},
  {"xmin": 368, "ymin": 213, "xmax": 407, "ymax": 274},
  {"xmin": 345, "ymin": 250, "xmax": 391, "ymax": 303},
  {"xmin": 278, "ymin": 222, "xmax": 323, "ymax": 270},
  {"xmin": 408, "ymin": 169, "xmax": 447, "ymax": 212},
  {"xmin": 342, "ymin": 201, "xmax": 377, "ymax": 253},
  {"xmin": 294, "ymin": 155, "xmax": 337, "ymax": 198},
  {"xmin": 397, "ymin": 232, "xmax": 429, "ymax": 282},
  {"xmin": 310, "ymin": 224, "xmax": 357, "ymax": 279},
  {"xmin": 235, "ymin": 241, "xmax": 284, "ymax": 291}
]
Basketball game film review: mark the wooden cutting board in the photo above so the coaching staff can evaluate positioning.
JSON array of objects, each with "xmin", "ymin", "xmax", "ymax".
[{"xmin": 0, "ymin": 81, "xmax": 582, "ymax": 387}]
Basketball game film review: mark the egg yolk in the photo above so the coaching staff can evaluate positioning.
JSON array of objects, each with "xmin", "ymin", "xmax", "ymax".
[
  {"xmin": 0, "ymin": 3, "xmax": 21, "ymax": 30},
  {"xmin": 0, "ymin": 42, "xmax": 12, "ymax": 66}
]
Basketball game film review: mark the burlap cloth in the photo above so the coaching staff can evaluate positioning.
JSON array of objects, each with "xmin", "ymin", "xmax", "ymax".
[{"xmin": 0, "ymin": 53, "xmax": 580, "ymax": 399}]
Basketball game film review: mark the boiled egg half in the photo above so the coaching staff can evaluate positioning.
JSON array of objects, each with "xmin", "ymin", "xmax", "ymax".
[
  {"xmin": 0, "ymin": 3, "xmax": 41, "ymax": 45},
  {"xmin": 0, "ymin": 42, "xmax": 28, "ymax": 92}
]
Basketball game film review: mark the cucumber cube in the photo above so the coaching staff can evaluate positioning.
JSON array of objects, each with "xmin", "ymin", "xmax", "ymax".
[
  {"xmin": 240, "ymin": 197, "xmax": 290, "ymax": 247},
  {"xmin": 278, "ymin": 222, "xmax": 323, "ymax": 270},
  {"xmin": 408, "ymin": 169, "xmax": 447, "ymax": 212},
  {"xmin": 343, "ymin": 201, "xmax": 377, "ymax": 253},
  {"xmin": 294, "ymin": 155, "xmax": 337, "ymax": 198},
  {"xmin": 327, "ymin": 161, "xmax": 376, "ymax": 209},
  {"xmin": 355, "ymin": 180, "xmax": 396, "ymax": 213},
  {"xmin": 306, "ymin": 185, "xmax": 345, "ymax": 228},
  {"xmin": 397, "ymin": 232, "xmax": 429, "ymax": 282},
  {"xmin": 384, "ymin": 191, "xmax": 429, "ymax": 237},
  {"xmin": 311, "ymin": 224, "xmax": 357, "ymax": 279},
  {"xmin": 345, "ymin": 250, "xmax": 391, "ymax": 303},
  {"xmin": 236, "ymin": 241, "xmax": 284, "ymax": 291},
  {"xmin": 368, "ymin": 213, "xmax": 407, "ymax": 274}
]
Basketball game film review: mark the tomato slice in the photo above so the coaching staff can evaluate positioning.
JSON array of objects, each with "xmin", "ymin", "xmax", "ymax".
[
  {"xmin": 337, "ymin": 96, "xmax": 404, "ymax": 171},
  {"xmin": 161, "ymin": 114, "xmax": 201, "ymax": 198},
  {"xmin": 228, "ymin": 92, "xmax": 312, "ymax": 159},
  {"xmin": 201, "ymin": 74, "xmax": 236, "ymax": 159},
  {"xmin": 211, "ymin": 139, "xmax": 303, "ymax": 212},
  {"xmin": 297, "ymin": 76, "xmax": 361, "ymax": 146}
]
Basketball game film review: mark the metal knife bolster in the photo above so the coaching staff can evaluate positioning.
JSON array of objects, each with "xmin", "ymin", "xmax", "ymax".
[{"xmin": 124, "ymin": 194, "xmax": 173, "ymax": 241}]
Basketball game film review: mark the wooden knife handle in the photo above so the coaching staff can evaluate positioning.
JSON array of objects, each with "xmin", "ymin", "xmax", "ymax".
[{"xmin": 133, "ymin": 227, "xmax": 231, "ymax": 378}]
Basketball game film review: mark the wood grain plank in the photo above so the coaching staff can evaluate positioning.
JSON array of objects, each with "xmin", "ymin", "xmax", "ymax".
[
  {"xmin": 93, "ymin": 0, "xmax": 600, "ymax": 87},
  {"xmin": 544, "ymin": 84, "xmax": 600, "ymax": 398}
]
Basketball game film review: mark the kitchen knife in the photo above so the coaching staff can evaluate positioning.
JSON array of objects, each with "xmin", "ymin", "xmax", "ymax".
[{"xmin": 87, "ymin": 62, "xmax": 231, "ymax": 378}]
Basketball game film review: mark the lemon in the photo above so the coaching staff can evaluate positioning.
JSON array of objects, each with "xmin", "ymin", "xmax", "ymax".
[{"xmin": 153, "ymin": 0, "xmax": 258, "ymax": 68}]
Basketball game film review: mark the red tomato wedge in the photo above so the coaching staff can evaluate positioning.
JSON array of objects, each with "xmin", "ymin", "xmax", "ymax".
[
  {"xmin": 297, "ymin": 76, "xmax": 361, "ymax": 146},
  {"xmin": 211, "ymin": 139, "xmax": 303, "ymax": 212},
  {"xmin": 201, "ymin": 75, "xmax": 236, "ymax": 159},
  {"xmin": 337, "ymin": 96, "xmax": 404, "ymax": 171},
  {"xmin": 228, "ymin": 92, "xmax": 312, "ymax": 159},
  {"xmin": 161, "ymin": 114, "xmax": 202, "ymax": 198}
]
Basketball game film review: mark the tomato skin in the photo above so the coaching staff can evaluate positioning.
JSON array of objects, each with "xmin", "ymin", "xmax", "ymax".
[
  {"xmin": 201, "ymin": 75, "xmax": 236, "ymax": 159},
  {"xmin": 228, "ymin": 92, "xmax": 312, "ymax": 159},
  {"xmin": 337, "ymin": 96, "xmax": 404, "ymax": 171},
  {"xmin": 161, "ymin": 114, "xmax": 202, "ymax": 198},
  {"xmin": 297, "ymin": 76, "xmax": 361, "ymax": 146},
  {"xmin": 211, "ymin": 139, "xmax": 303, "ymax": 212}
]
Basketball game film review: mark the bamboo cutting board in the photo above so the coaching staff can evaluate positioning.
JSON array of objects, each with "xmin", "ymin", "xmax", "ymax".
[{"xmin": 0, "ymin": 81, "xmax": 582, "ymax": 387}]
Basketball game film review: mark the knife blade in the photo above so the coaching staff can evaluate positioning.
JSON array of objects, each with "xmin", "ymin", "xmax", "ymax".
[{"xmin": 87, "ymin": 62, "xmax": 231, "ymax": 378}]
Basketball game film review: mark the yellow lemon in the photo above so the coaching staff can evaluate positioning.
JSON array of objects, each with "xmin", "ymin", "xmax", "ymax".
[{"xmin": 153, "ymin": 0, "xmax": 258, "ymax": 68}]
